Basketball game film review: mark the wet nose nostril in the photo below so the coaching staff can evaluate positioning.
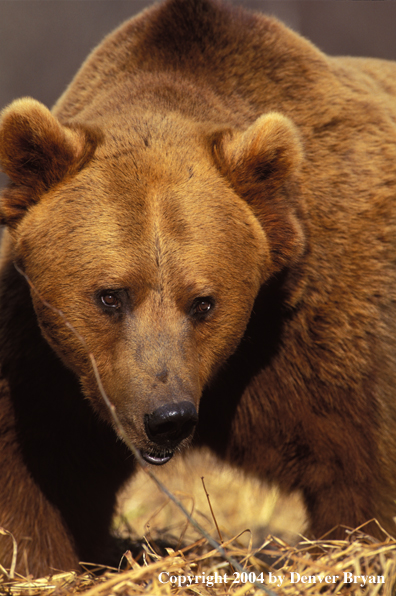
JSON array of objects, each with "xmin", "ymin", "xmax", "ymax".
[{"xmin": 145, "ymin": 401, "xmax": 198, "ymax": 445}]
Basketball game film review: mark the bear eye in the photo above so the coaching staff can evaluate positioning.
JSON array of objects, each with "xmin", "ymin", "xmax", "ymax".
[
  {"xmin": 191, "ymin": 297, "xmax": 214, "ymax": 317},
  {"xmin": 100, "ymin": 291, "xmax": 121, "ymax": 310}
]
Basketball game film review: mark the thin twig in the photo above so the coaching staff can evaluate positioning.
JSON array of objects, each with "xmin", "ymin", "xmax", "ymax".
[{"xmin": 201, "ymin": 477, "xmax": 223, "ymax": 545}]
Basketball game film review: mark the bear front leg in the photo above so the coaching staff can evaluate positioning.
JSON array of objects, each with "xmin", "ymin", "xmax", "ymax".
[
  {"xmin": 0, "ymin": 371, "xmax": 136, "ymax": 577},
  {"xmin": 286, "ymin": 406, "xmax": 396, "ymax": 540},
  {"xmin": 302, "ymin": 473, "xmax": 396, "ymax": 541},
  {"xmin": 0, "ymin": 391, "xmax": 80, "ymax": 577}
]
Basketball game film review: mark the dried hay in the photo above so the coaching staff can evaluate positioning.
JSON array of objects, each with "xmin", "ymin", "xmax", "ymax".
[{"xmin": 1, "ymin": 527, "xmax": 395, "ymax": 595}]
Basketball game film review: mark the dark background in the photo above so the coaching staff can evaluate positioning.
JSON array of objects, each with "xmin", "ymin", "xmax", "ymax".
[{"xmin": 1, "ymin": 0, "xmax": 396, "ymax": 191}]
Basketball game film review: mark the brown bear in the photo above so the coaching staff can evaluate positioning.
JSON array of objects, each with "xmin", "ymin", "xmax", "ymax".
[{"xmin": 1, "ymin": 0, "xmax": 396, "ymax": 577}]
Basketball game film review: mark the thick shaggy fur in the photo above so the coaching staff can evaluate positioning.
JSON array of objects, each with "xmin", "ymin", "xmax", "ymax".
[{"xmin": 1, "ymin": 0, "xmax": 396, "ymax": 576}]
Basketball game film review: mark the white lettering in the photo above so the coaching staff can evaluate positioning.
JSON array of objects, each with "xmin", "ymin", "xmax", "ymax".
[
  {"xmin": 268, "ymin": 572, "xmax": 284, "ymax": 586},
  {"xmin": 278, "ymin": 575, "xmax": 284, "ymax": 586},
  {"xmin": 158, "ymin": 572, "xmax": 169, "ymax": 584},
  {"xmin": 291, "ymin": 572, "xmax": 300, "ymax": 583}
]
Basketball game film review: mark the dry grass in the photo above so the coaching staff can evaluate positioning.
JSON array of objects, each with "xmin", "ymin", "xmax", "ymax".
[{"xmin": 1, "ymin": 451, "xmax": 396, "ymax": 596}]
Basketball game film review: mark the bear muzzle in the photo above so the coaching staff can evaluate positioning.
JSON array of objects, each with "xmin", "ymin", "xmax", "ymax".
[{"xmin": 141, "ymin": 401, "xmax": 198, "ymax": 465}]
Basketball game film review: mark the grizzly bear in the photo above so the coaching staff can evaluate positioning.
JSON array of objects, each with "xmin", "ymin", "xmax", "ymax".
[{"xmin": 1, "ymin": 0, "xmax": 396, "ymax": 577}]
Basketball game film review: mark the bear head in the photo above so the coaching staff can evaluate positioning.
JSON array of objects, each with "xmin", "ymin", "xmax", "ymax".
[{"xmin": 0, "ymin": 98, "xmax": 304, "ymax": 464}]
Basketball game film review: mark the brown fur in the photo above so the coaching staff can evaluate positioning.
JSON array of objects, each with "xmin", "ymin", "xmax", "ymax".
[{"xmin": 1, "ymin": 0, "xmax": 396, "ymax": 576}]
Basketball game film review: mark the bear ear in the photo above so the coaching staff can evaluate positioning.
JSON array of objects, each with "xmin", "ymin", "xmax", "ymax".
[
  {"xmin": 0, "ymin": 98, "xmax": 99, "ymax": 227},
  {"xmin": 212, "ymin": 112, "xmax": 305, "ymax": 272},
  {"xmin": 212, "ymin": 112, "xmax": 303, "ymax": 198}
]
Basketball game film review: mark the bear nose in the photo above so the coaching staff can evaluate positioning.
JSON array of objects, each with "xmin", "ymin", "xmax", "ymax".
[{"xmin": 144, "ymin": 401, "xmax": 198, "ymax": 446}]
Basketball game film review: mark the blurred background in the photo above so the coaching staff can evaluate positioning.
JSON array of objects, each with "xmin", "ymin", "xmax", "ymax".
[
  {"xmin": 2, "ymin": 0, "xmax": 396, "ymax": 111},
  {"xmin": 1, "ymin": 0, "xmax": 396, "ymax": 547}
]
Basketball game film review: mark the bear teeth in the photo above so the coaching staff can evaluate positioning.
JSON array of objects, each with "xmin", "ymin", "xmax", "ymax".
[{"xmin": 140, "ymin": 450, "xmax": 174, "ymax": 466}]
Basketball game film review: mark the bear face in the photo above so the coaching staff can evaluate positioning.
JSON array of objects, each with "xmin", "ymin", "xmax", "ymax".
[{"xmin": 0, "ymin": 99, "xmax": 303, "ymax": 464}]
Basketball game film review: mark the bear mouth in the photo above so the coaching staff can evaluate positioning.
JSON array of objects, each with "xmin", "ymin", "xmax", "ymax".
[{"xmin": 140, "ymin": 449, "xmax": 174, "ymax": 466}]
